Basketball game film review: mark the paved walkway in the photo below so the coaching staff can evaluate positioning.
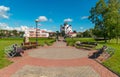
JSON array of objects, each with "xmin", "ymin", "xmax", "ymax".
[
  {"xmin": 29, "ymin": 41, "xmax": 89, "ymax": 59},
  {"xmin": 0, "ymin": 40, "xmax": 118, "ymax": 77}
]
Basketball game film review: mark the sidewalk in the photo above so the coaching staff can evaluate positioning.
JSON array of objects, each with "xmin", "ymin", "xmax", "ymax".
[{"xmin": 0, "ymin": 41, "xmax": 118, "ymax": 77}]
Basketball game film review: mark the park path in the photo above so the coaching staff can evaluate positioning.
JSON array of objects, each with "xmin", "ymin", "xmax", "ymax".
[{"xmin": 0, "ymin": 39, "xmax": 118, "ymax": 77}]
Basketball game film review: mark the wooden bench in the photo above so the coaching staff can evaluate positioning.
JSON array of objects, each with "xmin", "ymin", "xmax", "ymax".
[
  {"xmin": 21, "ymin": 42, "xmax": 32, "ymax": 50},
  {"xmin": 21, "ymin": 42, "xmax": 38, "ymax": 50},
  {"xmin": 31, "ymin": 42, "xmax": 37, "ymax": 48},
  {"xmin": 97, "ymin": 47, "xmax": 115, "ymax": 62},
  {"xmin": 88, "ymin": 46, "xmax": 115, "ymax": 62},
  {"xmin": 88, "ymin": 45, "xmax": 107, "ymax": 58},
  {"xmin": 4, "ymin": 44, "xmax": 24, "ymax": 57},
  {"xmin": 75, "ymin": 42, "xmax": 97, "ymax": 49}
]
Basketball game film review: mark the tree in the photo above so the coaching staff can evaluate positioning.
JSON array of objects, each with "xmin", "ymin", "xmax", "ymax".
[
  {"xmin": 56, "ymin": 31, "xmax": 59, "ymax": 39},
  {"xmin": 89, "ymin": 28, "xmax": 94, "ymax": 38},
  {"xmin": 77, "ymin": 32, "xmax": 83, "ymax": 37},
  {"xmin": 61, "ymin": 30, "xmax": 65, "ymax": 37},
  {"xmin": 73, "ymin": 30, "xmax": 77, "ymax": 33},
  {"xmin": 19, "ymin": 31, "xmax": 24, "ymax": 37},
  {"xmin": 89, "ymin": 0, "xmax": 108, "ymax": 42},
  {"xmin": 83, "ymin": 30, "xmax": 92, "ymax": 37},
  {"xmin": 89, "ymin": 0, "xmax": 120, "ymax": 43},
  {"xmin": 104, "ymin": 0, "xmax": 120, "ymax": 43},
  {"xmin": 12, "ymin": 30, "xmax": 18, "ymax": 36}
]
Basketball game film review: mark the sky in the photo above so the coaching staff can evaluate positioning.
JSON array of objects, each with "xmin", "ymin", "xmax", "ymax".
[{"xmin": 0, "ymin": 0, "xmax": 98, "ymax": 32}]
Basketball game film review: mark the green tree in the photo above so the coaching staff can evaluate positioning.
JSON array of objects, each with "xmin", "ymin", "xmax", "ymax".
[
  {"xmin": 61, "ymin": 30, "xmax": 65, "ymax": 37},
  {"xmin": 89, "ymin": 0, "xmax": 120, "ymax": 43},
  {"xmin": 19, "ymin": 31, "xmax": 24, "ymax": 37},
  {"xmin": 77, "ymin": 32, "xmax": 83, "ymax": 37},
  {"xmin": 104, "ymin": 0, "xmax": 120, "ymax": 43},
  {"xmin": 12, "ymin": 30, "xmax": 18, "ymax": 36},
  {"xmin": 83, "ymin": 30, "xmax": 91, "ymax": 37},
  {"xmin": 56, "ymin": 31, "xmax": 59, "ymax": 40},
  {"xmin": 89, "ymin": 0, "xmax": 108, "ymax": 42},
  {"xmin": 73, "ymin": 30, "xmax": 77, "ymax": 33}
]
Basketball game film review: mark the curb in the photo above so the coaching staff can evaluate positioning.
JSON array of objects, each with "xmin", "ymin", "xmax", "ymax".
[{"xmin": 94, "ymin": 59, "xmax": 120, "ymax": 77}]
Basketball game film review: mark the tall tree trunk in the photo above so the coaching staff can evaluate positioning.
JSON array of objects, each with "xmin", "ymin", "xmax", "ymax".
[{"xmin": 104, "ymin": 32, "xmax": 107, "ymax": 43}]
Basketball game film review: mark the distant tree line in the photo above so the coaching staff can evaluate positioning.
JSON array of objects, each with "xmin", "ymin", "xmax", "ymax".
[
  {"xmin": 0, "ymin": 29, "xmax": 24, "ymax": 38},
  {"xmin": 77, "ymin": 29, "xmax": 93, "ymax": 38}
]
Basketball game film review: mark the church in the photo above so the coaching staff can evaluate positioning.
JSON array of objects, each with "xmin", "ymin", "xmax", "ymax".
[{"xmin": 60, "ymin": 23, "xmax": 77, "ymax": 37}]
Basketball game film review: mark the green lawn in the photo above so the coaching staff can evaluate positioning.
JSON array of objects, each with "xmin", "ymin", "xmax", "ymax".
[
  {"xmin": 29, "ymin": 38, "xmax": 55, "ymax": 46},
  {"xmin": 0, "ymin": 38, "xmax": 23, "ymax": 69},
  {"xmin": 65, "ymin": 38, "xmax": 120, "ymax": 75},
  {"xmin": 0, "ymin": 37, "xmax": 55, "ymax": 69},
  {"xmin": 65, "ymin": 38, "xmax": 95, "ymax": 46},
  {"xmin": 101, "ymin": 40, "xmax": 120, "ymax": 75}
]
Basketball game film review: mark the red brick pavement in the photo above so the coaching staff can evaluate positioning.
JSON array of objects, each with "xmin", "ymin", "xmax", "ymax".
[{"xmin": 0, "ymin": 42, "xmax": 118, "ymax": 77}]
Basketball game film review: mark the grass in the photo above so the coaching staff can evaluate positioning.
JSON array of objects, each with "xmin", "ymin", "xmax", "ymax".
[
  {"xmin": 65, "ymin": 38, "xmax": 120, "ymax": 75},
  {"xmin": 29, "ymin": 38, "xmax": 56, "ymax": 46},
  {"xmin": 101, "ymin": 39, "xmax": 120, "ymax": 75},
  {"xmin": 65, "ymin": 38, "xmax": 95, "ymax": 46},
  {"xmin": 0, "ymin": 38, "xmax": 23, "ymax": 69},
  {"xmin": 0, "ymin": 37, "xmax": 55, "ymax": 69},
  {"xmin": 0, "ymin": 37, "xmax": 120, "ymax": 75}
]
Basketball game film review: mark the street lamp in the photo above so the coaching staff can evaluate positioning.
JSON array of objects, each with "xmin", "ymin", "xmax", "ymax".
[{"xmin": 35, "ymin": 19, "xmax": 39, "ymax": 45}]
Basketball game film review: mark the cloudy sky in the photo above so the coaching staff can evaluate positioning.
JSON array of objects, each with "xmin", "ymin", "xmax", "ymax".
[{"xmin": 0, "ymin": 0, "xmax": 98, "ymax": 32}]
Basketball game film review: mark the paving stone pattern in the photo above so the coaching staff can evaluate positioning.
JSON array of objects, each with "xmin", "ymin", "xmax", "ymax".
[
  {"xmin": 29, "ymin": 47, "xmax": 89, "ymax": 59},
  {"xmin": 0, "ymin": 38, "xmax": 118, "ymax": 77},
  {"xmin": 11, "ymin": 65, "xmax": 100, "ymax": 77}
]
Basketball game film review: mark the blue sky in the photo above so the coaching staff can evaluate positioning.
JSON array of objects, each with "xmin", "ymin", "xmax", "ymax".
[{"xmin": 0, "ymin": 0, "xmax": 98, "ymax": 32}]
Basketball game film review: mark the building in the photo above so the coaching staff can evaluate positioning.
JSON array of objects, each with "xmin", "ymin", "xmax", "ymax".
[
  {"xmin": 68, "ymin": 32, "xmax": 77, "ymax": 37},
  {"xmin": 60, "ymin": 23, "xmax": 72, "ymax": 34},
  {"xmin": 24, "ymin": 28, "xmax": 49, "ymax": 38},
  {"xmin": 60, "ymin": 23, "xmax": 76, "ymax": 37}
]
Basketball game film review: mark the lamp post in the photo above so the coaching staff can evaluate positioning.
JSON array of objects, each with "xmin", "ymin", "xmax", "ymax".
[{"xmin": 35, "ymin": 19, "xmax": 39, "ymax": 45}]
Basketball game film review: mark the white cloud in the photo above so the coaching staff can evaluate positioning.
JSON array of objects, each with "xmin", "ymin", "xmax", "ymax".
[
  {"xmin": 47, "ymin": 30, "xmax": 52, "ymax": 32},
  {"xmin": 0, "ymin": 23, "xmax": 12, "ymax": 30},
  {"xmin": 0, "ymin": 22, "xmax": 53, "ymax": 32},
  {"xmin": 0, "ymin": 23, "xmax": 15, "ymax": 31},
  {"xmin": 79, "ymin": 26, "xmax": 86, "ymax": 32},
  {"xmin": 0, "ymin": 22, "xmax": 8, "ymax": 27},
  {"xmin": 0, "ymin": 5, "xmax": 10, "ymax": 19},
  {"xmin": 42, "ymin": 29, "xmax": 47, "ymax": 31},
  {"xmin": 0, "ymin": 22, "xmax": 28, "ymax": 31},
  {"xmin": 81, "ymin": 16, "xmax": 88, "ymax": 20},
  {"xmin": 64, "ymin": 18, "xmax": 73, "ymax": 22},
  {"xmin": 38, "ymin": 24, "xmax": 42, "ymax": 26},
  {"xmin": 37, "ymin": 16, "xmax": 48, "ymax": 22},
  {"xmin": 41, "ymin": 29, "xmax": 53, "ymax": 32},
  {"xmin": 19, "ymin": 26, "xmax": 28, "ymax": 31}
]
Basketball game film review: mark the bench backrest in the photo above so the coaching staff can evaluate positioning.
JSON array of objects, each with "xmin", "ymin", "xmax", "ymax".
[
  {"xmin": 81, "ymin": 42, "xmax": 97, "ymax": 46},
  {"xmin": 104, "ymin": 47, "xmax": 115, "ymax": 56},
  {"xmin": 22, "ymin": 42, "xmax": 31, "ymax": 46},
  {"xmin": 31, "ymin": 42, "xmax": 37, "ymax": 45}
]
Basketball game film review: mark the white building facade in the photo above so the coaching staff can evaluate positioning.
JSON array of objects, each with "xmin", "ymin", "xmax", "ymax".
[
  {"xmin": 60, "ymin": 23, "xmax": 76, "ymax": 37},
  {"xmin": 24, "ymin": 28, "xmax": 49, "ymax": 38},
  {"xmin": 64, "ymin": 24, "xmax": 72, "ymax": 34},
  {"xmin": 60, "ymin": 23, "xmax": 73, "ymax": 34}
]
